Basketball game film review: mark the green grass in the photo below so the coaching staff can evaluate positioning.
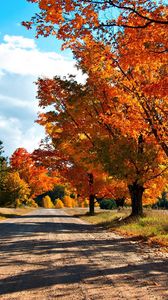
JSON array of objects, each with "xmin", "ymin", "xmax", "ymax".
[{"xmin": 69, "ymin": 208, "xmax": 168, "ymax": 247}]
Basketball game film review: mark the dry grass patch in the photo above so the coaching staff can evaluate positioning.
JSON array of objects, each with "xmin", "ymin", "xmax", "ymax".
[
  {"xmin": 0, "ymin": 207, "xmax": 35, "ymax": 220},
  {"xmin": 69, "ymin": 208, "xmax": 168, "ymax": 248}
]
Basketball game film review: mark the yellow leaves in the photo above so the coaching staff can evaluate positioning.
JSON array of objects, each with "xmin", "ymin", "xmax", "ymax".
[
  {"xmin": 4, "ymin": 172, "xmax": 30, "ymax": 205},
  {"xmin": 55, "ymin": 198, "xmax": 64, "ymax": 208},
  {"xmin": 78, "ymin": 133, "xmax": 87, "ymax": 140},
  {"xmin": 45, "ymin": 123, "xmax": 63, "ymax": 136},
  {"xmin": 42, "ymin": 195, "xmax": 54, "ymax": 208},
  {"xmin": 45, "ymin": 123, "xmax": 53, "ymax": 135}
]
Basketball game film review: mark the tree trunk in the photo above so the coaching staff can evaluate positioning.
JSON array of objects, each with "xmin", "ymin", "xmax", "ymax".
[
  {"xmin": 89, "ymin": 193, "xmax": 95, "ymax": 215},
  {"xmin": 128, "ymin": 182, "xmax": 144, "ymax": 216},
  {"xmin": 87, "ymin": 172, "xmax": 95, "ymax": 215}
]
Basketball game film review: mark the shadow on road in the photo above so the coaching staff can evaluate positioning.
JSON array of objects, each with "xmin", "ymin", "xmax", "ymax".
[
  {"xmin": 17, "ymin": 214, "xmax": 75, "ymax": 219},
  {"xmin": 0, "ymin": 211, "xmax": 167, "ymax": 297},
  {"xmin": 0, "ymin": 256, "xmax": 167, "ymax": 295}
]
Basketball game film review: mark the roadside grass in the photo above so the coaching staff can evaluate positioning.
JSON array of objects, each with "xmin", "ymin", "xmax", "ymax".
[
  {"xmin": 0, "ymin": 207, "xmax": 35, "ymax": 220},
  {"xmin": 66, "ymin": 208, "xmax": 168, "ymax": 247}
]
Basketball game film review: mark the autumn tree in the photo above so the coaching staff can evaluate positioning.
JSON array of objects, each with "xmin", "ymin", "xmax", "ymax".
[
  {"xmin": 33, "ymin": 75, "xmax": 131, "ymax": 214},
  {"xmin": 2, "ymin": 172, "xmax": 30, "ymax": 207},
  {"xmin": 55, "ymin": 198, "xmax": 64, "ymax": 209},
  {"xmin": 23, "ymin": 0, "xmax": 168, "ymax": 157},
  {"xmin": 10, "ymin": 148, "xmax": 58, "ymax": 198},
  {"xmin": 23, "ymin": 0, "xmax": 167, "ymax": 215},
  {"xmin": 0, "ymin": 140, "xmax": 8, "ymax": 182},
  {"xmin": 42, "ymin": 195, "xmax": 54, "ymax": 208},
  {"xmin": 35, "ymin": 76, "xmax": 167, "ymax": 215},
  {"xmin": 24, "ymin": 0, "xmax": 168, "ymax": 40}
]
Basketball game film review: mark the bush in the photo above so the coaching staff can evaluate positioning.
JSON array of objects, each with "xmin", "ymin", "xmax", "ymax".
[
  {"xmin": 15, "ymin": 199, "xmax": 23, "ymax": 208},
  {"xmin": 63, "ymin": 195, "xmax": 73, "ymax": 207},
  {"xmin": 70, "ymin": 193, "xmax": 76, "ymax": 199},
  {"xmin": 100, "ymin": 199, "xmax": 117, "ymax": 210},
  {"xmin": 35, "ymin": 185, "xmax": 65, "ymax": 206},
  {"xmin": 25, "ymin": 199, "xmax": 38, "ymax": 208},
  {"xmin": 42, "ymin": 195, "xmax": 54, "ymax": 208},
  {"xmin": 15, "ymin": 198, "xmax": 38, "ymax": 208},
  {"xmin": 55, "ymin": 198, "xmax": 64, "ymax": 208},
  {"xmin": 84, "ymin": 198, "xmax": 89, "ymax": 207},
  {"xmin": 152, "ymin": 191, "xmax": 168, "ymax": 209}
]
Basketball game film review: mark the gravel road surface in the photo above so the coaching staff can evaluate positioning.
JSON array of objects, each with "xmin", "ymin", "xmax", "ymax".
[{"xmin": 0, "ymin": 208, "xmax": 167, "ymax": 299}]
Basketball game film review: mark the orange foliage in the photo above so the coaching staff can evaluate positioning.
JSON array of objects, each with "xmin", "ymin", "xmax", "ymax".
[
  {"xmin": 55, "ymin": 198, "xmax": 64, "ymax": 209},
  {"xmin": 10, "ymin": 148, "xmax": 58, "ymax": 198},
  {"xmin": 23, "ymin": 0, "xmax": 168, "ymax": 215}
]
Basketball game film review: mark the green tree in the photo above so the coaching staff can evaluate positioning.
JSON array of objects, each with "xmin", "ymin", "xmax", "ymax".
[{"xmin": 0, "ymin": 141, "xmax": 8, "ymax": 205}]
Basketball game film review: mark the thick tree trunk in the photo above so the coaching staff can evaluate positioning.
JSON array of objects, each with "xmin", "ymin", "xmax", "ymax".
[
  {"xmin": 89, "ymin": 194, "xmax": 95, "ymax": 215},
  {"xmin": 128, "ymin": 182, "xmax": 144, "ymax": 216}
]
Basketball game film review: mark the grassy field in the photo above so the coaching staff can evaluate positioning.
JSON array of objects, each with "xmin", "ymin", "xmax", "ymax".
[
  {"xmin": 0, "ymin": 207, "xmax": 35, "ymax": 220},
  {"xmin": 66, "ymin": 208, "xmax": 168, "ymax": 248}
]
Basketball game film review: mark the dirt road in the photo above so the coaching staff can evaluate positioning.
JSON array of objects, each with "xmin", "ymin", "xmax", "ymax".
[{"xmin": 0, "ymin": 208, "xmax": 167, "ymax": 300}]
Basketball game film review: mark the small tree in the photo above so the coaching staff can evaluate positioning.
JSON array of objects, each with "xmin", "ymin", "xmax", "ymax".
[
  {"xmin": 0, "ymin": 140, "xmax": 8, "ymax": 195},
  {"xmin": 2, "ymin": 172, "xmax": 30, "ymax": 207},
  {"xmin": 55, "ymin": 198, "xmax": 64, "ymax": 208},
  {"xmin": 42, "ymin": 195, "xmax": 54, "ymax": 208},
  {"xmin": 63, "ymin": 195, "xmax": 73, "ymax": 207}
]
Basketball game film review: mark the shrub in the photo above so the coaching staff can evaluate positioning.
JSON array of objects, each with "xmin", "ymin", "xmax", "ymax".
[
  {"xmin": 15, "ymin": 199, "xmax": 22, "ymax": 208},
  {"xmin": 55, "ymin": 198, "xmax": 64, "ymax": 208},
  {"xmin": 71, "ymin": 198, "xmax": 77, "ymax": 207},
  {"xmin": 152, "ymin": 191, "xmax": 168, "ymax": 209},
  {"xmin": 15, "ymin": 198, "xmax": 38, "ymax": 208},
  {"xmin": 95, "ymin": 200, "xmax": 100, "ymax": 207},
  {"xmin": 70, "ymin": 193, "xmax": 76, "ymax": 199},
  {"xmin": 100, "ymin": 199, "xmax": 117, "ymax": 210},
  {"xmin": 42, "ymin": 195, "xmax": 54, "ymax": 208},
  {"xmin": 63, "ymin": 195, "xmax": 73, "ymax": 207},
  {"xmin": 84, "ymin": 198, "xmax": 89, "ymax": 207},
  {"xmin": 26, "ymin": 199, "xmax": 38, "ymax": 208}
]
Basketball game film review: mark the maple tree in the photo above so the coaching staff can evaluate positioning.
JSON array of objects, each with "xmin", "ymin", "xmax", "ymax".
[
  {"xmin": 72, "ymin": 32, "xmax": 168, "ymax": 156},
  {"xmin": 33, "ymin": 75, "xmax": 131, "ymax": 214},
  {"xmin": 23, "ymin": 0, "xmax": 168, "ymax": 215},
  {"xmin": 10, "ymin": 148, "xmax": 58, "ymax": 198},
  {"xmin": 34, "ymin": 75, "xmax": 167, "ymax": 216},
  {"xmin": 24, "ymin": 0, "xmax": 168, "ymax": 40},
  {"xmin": 23, "ymin": 0, "xmax": 168, "ymax": 156}
]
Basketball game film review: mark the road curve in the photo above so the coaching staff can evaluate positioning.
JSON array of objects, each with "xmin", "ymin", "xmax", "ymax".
[{"xmin": 0, "ymin": 208, "xmax": 167, "ymax": 299}]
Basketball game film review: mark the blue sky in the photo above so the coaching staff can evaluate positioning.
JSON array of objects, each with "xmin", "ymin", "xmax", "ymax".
[
  {"xmin": 0, "ymin": 0, "xmax": 69, "ymax": 53},
  {"xmin": 0, "ymin": 0, "xmax": 83, "ymax": 157}
]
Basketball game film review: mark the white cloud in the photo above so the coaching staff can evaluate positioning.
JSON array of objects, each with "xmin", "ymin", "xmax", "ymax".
[
  {"xmin": 0, "ymin": 34, "xmax": 86, "ymax": 157},
  {"xmin": 0, "ymin": 115, "xmax": 44, "ymax": 157},
  {"xmin": 0, "ymin": 34, "xmax": 85, "ymax": 81},
  {"xmin": 0, "ymin": 94, "xmax": 38, "ymax": 112},
  {"xmin": 3, "ymin": 35, "xmax": 36, "ymax": 49}
]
